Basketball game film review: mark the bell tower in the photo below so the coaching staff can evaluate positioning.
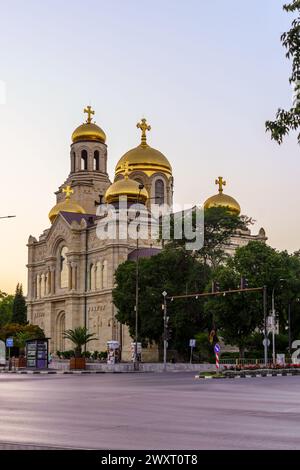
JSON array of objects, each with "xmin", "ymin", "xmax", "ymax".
[{"xmin": 56, "ymin": 106, "xmax": 111, "ymax": 214}]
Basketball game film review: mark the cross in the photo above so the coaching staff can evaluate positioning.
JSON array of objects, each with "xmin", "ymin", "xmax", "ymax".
[
  {"xmin": 120, "ymin": 161, "xmax": 132, "ymax": 178},
  {"xmin": 84, "ymin": 105, "xmax": 95, "ymax": 124},
  {"xmin": 62, "ymin": 185, "xmax": 74, "ymax": 200},
  {"xmin": 137, "ymin": 118, "xmax": 151, "ymax": 146},
  {"xmin": 215, "ymin": 176, "xmax": 226, "ymax": 193}
]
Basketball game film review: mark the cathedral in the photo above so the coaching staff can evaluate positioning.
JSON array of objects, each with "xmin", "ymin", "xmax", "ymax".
[{"xmin": 26, "ymin": 107, "xmax": 267, "ymax": 360}]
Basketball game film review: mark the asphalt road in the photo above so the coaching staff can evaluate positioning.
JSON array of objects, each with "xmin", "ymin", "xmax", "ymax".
[{"xmin": 0, "ymin": 372, "xmax": 300, "ymax": 450}]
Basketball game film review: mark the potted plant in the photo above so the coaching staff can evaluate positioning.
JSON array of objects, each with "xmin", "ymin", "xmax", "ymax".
[{"xmin": 63, "ymin": 327, "xmax": 97, "ymax": 370}]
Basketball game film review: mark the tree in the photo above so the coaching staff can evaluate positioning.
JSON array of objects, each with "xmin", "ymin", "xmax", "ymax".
[
  {"xmin": 266, "ymin": 1, "xmax": 300, "ymax": 144},
  {"xmin": 0, "ymin": 291, "xmax": 14, "ymax": 327},
  {"xmin": 204, "ymin": 241, "xmax": 300, "ymax": 357},
  {"xmin": 113, "ymin": 247, "xmax": 210, "ymax": 357},
  {"xmin": 164, "ymin": 206, "xmax": 249, "ymax": 268},
  {"xmin": 0, "ymin": 323, "xmax": 45, "ymax": 342},
  {"xmin": 12, "ymin": 284, "xmax": 27, "ymax": 325},
  {"xmin": 63, "ymin": 327, "xmax": 97, "ymax": 357}
]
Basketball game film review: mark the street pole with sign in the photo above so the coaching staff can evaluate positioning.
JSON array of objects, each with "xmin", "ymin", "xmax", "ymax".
[
  {"xmin": 162, "ymin": 291, "xmax": 167, "ymax": 372},
  {"xmin": 189, "ymin": 339, "xmax": 196, "ymax": 364}
]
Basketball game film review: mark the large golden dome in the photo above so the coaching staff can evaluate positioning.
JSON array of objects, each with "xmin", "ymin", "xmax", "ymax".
[
  {"xmin": 105, "ymin": 170, "xmax": 148, "ymax": 205},
  {"xmin": 72, "ymin": 106, "xmax": 106, "ymax": 144},
  {"xmin": 204, "ymin": 177, "xmax": 241, "ymax": 215},
  {"xmin": 115, "ymin": 119, "xmax": 172, "ymax": 178},
  {"xmin": 49, "ymin": 186, "xmax": 86, "ymax": 223}
]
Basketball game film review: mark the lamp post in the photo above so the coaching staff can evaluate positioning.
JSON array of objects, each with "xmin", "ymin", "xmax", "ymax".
[
  {"xmin": 162, "ymin": 291, "xmax": 168, "ymax": 371},
  {"xmin": 133, "ymin": 184, "xmax": 144, "ymax": 372},
  {"xmin": 271, "ymin": 278, "xmax": 286, "ymax": 364}
]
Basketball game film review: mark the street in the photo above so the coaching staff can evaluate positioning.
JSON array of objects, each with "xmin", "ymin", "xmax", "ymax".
[{"xmin": 0, "ymin": 372, "xmax": 300, "ymax": 450}]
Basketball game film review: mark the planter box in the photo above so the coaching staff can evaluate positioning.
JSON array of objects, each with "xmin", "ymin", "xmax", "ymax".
[{"xmin": 70, "ymin": 357, "xmax": 86, "ymax": 370}]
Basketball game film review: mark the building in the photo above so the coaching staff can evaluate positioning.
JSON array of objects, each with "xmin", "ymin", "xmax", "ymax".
[{"xmin": 26, "ymin": 107, "xmax": 266, "ymax": 360}]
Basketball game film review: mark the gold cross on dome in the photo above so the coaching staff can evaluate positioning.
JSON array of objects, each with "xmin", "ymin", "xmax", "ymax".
[
  {"xmin": 215, "ymin": 176, "xmax": 226, "ymax": 194},
  {"xmin": 62, "ymin": 185, "xmax": 74, "ymax": 200},
  {"xmin": 137, "ymin": 118, "xmax": 151, "ymax": 146},
  {"xmin": 84, "ymin": 105, "xmax": 95, "ymax": 124},
  {"xmin": 120, "ymin": 161, "xmax": 132, "ymax": 179}
]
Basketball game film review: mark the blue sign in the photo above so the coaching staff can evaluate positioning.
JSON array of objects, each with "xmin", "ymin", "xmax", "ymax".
[
  {"xmin": 214, "ymin": 343, "xmax": 220, "ymax": 354},
  {"xmin": 6, "ymin": 338, "xmax": 14, "ymax": 348}
]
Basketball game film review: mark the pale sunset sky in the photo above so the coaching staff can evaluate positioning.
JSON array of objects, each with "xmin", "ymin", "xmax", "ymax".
[{"xmin": 0, "ymin": 0, "xmax": 299, "ymax": 294}]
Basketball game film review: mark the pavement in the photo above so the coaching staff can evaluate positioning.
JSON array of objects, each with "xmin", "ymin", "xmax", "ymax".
[{"xmin": 0, "ymin": 372, "xmax": 300, "ymax": 450}]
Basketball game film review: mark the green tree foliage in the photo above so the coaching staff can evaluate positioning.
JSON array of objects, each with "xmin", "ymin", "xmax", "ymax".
[
  {"xmin": 113, "ymin": 248, "xmax": 210, "ymax": 357},
  {"xmin": 164, "ymin": 206, "xmax": 249, "ymax": 268},
  {"xmin": 0, "ymin": 323, "xmax": 45, "ymax": 342},
  {"xmin": 266, "ymin": 1, "xmax": 300, "ymax": 144},
  {"xmin": 0, "ymin": 291, "xmax": 14, "ymax": 327},
  {"xmin": 63, "ymin": 327, "xmax": 97, "ymax": 357},
  {"xmin": 205, "ymin": 242, "xmax": 300, "ymax": 357},
  {"xmin": 12, "ymin": 283, "xmax": 27, "ymax": 325}
]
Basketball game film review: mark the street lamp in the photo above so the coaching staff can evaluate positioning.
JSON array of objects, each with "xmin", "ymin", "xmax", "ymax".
[
  {"xmin": 133, "ymin": 184, "xmax": 144, "ymax": 371},
  {"xmin": 162, "ymin": 291, "xmax": 168, "ymax": 372},
  {"xmin": 271, "ymin": 278, "xmax": 286, "ymax": 364}
]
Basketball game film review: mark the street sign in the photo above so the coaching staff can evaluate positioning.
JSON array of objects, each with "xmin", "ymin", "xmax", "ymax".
[
  {"xmin": 263, "ymin": 338, "xmax": 271, "ymax": 347},
  {"xmin": 162, "ymin": 291, "xmax": 167, "ymax": 297},
  {"xmin": 189, "ymin": 339, "xmax": 196, "ymax": 348},
  {"xmin": 6, "ymin": 338, "xmax": 13, "ymax": 348},
  {"xmin": 214, "ymin": 343, "xmax": 221, "ymax": 354}
]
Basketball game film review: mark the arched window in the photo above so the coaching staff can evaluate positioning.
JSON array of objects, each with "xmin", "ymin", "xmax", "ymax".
[
  {"xmin": 102, "ymin": 260, "xmax": 108, "ymax": 288},
  {"xmin": 81, "ymin": 150, "xmax": 88, "ymax": 170},
  {"xmin": 94, "ymin": 150, "xmax": 100, "ymax": 171},
  {"xmin": 60, "ymin": 246, "xmax": 69, "ymax": 288},
  {"xmin": 72, "ymin": 152, "xmax": 76, "ymax": 172},
  {"xmin": 155, "ymin": 179, "xmax": 165, "ymax": 205},
  {"xmin": 96, "ymin": 261, "xmax": 102, "ymax": 289},
  {"xmin": 90, "ymin": 264, "xmax": 95, "ymax": 291}
]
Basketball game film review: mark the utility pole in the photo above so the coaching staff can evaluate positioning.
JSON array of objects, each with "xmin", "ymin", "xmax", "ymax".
[
  {"xmin": 263, "ymin": 286, "xmax": 268, "ymax": 366},
  {"xmin": 162, "ymin": 291, "xmax": 168, "ymax": 372},
  {"xmin": 271, "ymin": 287, "xmax": 276, "ymax": 365}
]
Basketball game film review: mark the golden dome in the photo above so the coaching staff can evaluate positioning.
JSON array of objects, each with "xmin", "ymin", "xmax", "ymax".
[
  {"xmin": 72, "ymin": 106, "xmax": 106, "ymax": 144},
  {"xmin": 204, "ymin": 177, "xmax": 241, "ymax": 215},
  {"xmin": 48, "ymin": 186, "xmax": 86, "ymax": 223},
  {"xmin": 115, "ymin": 118, "xmax": 172, "ymax": 178},
  {"xmin": 105, "ymin": 168, "xmax": 148, "ymax": 205}
]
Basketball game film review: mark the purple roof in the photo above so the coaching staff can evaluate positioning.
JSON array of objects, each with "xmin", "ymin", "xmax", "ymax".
[
  {"xmin": 60, "ymin": 212, "xmax": 96, "ymax": 227},
  {"xmin": 128, "ymin": 247, "xmax": 161, "ymax": 261}
]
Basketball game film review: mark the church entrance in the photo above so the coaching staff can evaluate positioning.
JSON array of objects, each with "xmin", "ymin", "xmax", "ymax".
[{"xmin": 56, "ymin": 311, "xmax": 66, "ymax": 352}]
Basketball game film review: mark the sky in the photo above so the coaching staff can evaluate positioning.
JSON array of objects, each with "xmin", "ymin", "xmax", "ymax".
[{"xmin": 0, "ymin": 0, "xmax": 299, "ymax": 294}]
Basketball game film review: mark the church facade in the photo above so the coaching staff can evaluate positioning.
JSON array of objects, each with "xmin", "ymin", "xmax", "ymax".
[{"xmin": 26, "ymin": 107, "xmax": 267, "ymax": 360}]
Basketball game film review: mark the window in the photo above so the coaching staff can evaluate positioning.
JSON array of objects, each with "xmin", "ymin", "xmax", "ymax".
[
  {"xmin": 102, "ymin": 260, "xmax": 108, "ymax": 288},
  {"xmin": 94, "ymin": 150, "xmax": 100, "ymax": 171},
  {"xmin": 60, "ymin": 246, "xmax": 69, "ymax": 288},
  {"xmin": 155, "ymin": 179, "xmax": 164, "ymax": 205},
  {"xmin": 96, "ymin": 261, "xmax": 102, "ymax": 289},
  {"xmin": 72, "ymin": 152, "xmax": 76, "ymax": 172},
  {"xmin": 90, "ymin": 264, "xmax": 95, "ymax": 290},
  {"xmin": 81, "ymin": 150, "xmax": 88, "ymax": 170}
]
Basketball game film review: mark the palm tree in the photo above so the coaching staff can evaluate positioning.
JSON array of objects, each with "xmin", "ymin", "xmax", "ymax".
[{"xmin": 63, "ymin": 327, "xmax": 97, "ymax": 357}]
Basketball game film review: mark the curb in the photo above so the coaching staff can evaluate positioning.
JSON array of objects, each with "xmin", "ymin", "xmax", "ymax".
[
  {"xmin": 195, "ymin": 371, "xmax": 300, "ymax": 380},
  {"xmin": 0, "ymin": 370, "xmax": 143, "ymax": 375}
]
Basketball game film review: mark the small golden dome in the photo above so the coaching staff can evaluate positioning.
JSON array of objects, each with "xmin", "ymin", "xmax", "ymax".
[
  {"xmin": 204, "ymin": 177, "xmax": 241, "ymax": 215},
  {"xmin": 115, "ymin": 118, "xmax": 172, "ymax": 178},
  {"xmin": 48, "ymin": 186, "xmax": 86, "ymax": 223},
  {"xmin": 72, "ymin": 106, "xmax": 106, "ymax": 144},
  {"xmin": 105, "ymin": 166, "xmax": 148, "ymax": 205}
]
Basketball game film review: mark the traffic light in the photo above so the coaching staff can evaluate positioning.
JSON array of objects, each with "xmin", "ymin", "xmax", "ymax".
[
  {"xmin": 212, "ymin": 281, "xmax": 220, "ymax": 293},
  {"xmin": 240, "ymin": 277, "xmax": 249, "ymax": 290}
]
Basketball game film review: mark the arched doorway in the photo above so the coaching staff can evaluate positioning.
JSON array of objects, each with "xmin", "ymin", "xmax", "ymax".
[{"xmin": 56, "ymin": 311, "xmax": 66, "ymax": 352}]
